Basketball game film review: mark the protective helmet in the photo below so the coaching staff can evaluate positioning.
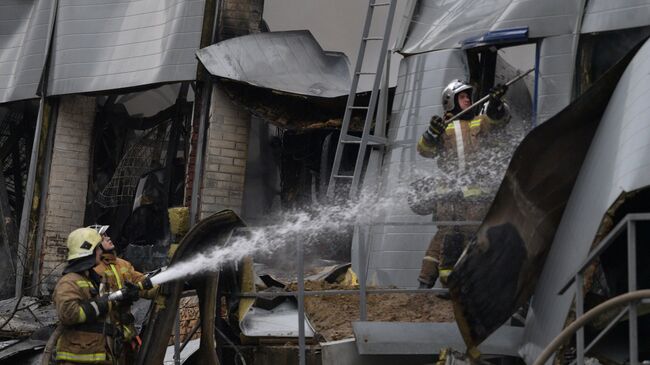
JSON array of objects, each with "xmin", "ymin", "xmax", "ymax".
[
  {"xmin": 442, "ymin": 80, "xmax": 472, "ymax": 112},
  {"xmin": 66, "ymin": 227, "xmax": 102, "ymax": 262},
  {"xmin": 88, "ymin": 224, "xmax": 109, "ymax": 236}
]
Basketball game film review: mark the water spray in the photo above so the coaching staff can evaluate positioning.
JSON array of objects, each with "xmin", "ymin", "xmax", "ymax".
[{"xmin": 138, "ymin": 90, "xmax": 533, "ymax": 287}]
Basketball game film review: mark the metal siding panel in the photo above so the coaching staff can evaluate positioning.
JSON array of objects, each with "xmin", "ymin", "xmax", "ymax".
[
  {"xmin": 354, "ymin": 50, "xmax": 468, "ymax": 288},
  {"xmin": 0, "ymin": 0, "xmax": 52, "ymax": 103},
  {"xmin": 521, "ymin": 38, "xmax": 650, "ymax": 364},
  {"xmin": 399, "ymin": 0, "xmax": 580, "ymax": 54},
  {"xmin": 48, "ymin": 0, "xmax": 204, "ymax": 95},
  {"xmin": 582, "ymin": 0, "xmax": 650, "ymax": 33},
  {"xmin": 536, "ymin": 34, "xmax": 576, "ymax": 123}
]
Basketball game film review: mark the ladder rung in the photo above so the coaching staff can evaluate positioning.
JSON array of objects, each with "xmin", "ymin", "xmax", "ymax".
[
  {"xmin": 371, "ymin": 2, "xmax": 390, "ymax": 7},
  {"xmin": 348, "ymin": 106, "xmax": 369, "ymax": 110},
  {"xmin": 363, "ymin": 37, "xmax": 383, "ymax": 41},
  {"xmin": 356, "ymin": 72, "xmax": 376, "ymax": 75},
  {"xmin": 341, "ymin": 135, "xmax": 388, "ymax": 146},
  {"xmin": 333, "ymin": 175, "xmax": 354, "ymax": 179}
]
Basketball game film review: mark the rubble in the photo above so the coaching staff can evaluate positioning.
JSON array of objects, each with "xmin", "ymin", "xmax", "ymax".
[
  {"xmin": 286, "ymin": 281, "xmax": 454, "ymax": 342},
  {"xmin": 0, "ymin": 297, "xmax": 56, "ymax": 339}
]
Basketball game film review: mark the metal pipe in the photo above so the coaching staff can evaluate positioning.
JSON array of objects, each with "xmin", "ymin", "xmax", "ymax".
[
  {"xmin": 31, "ymin": 100, "xmax": 59, "ymax": 296},
  {"xmin": 627, "ymin": 221, "xmax": 638, "ymax": 365},
  {"xmin": 236, "ymin": 287, "xmax": 449, "ymax": 298},
  {"xmin": 190, "ymin": 82, "xmax": 212, "ymax": 226},
  {"xmin": 297, "ymin": 237, "xmax": 305, "ymax": 365},
  {"xmin": 15, "ymin": 97, "xmax": 46, "ymax": 297},
  {"xmin": 575, "ymin": 273, "xmax": 584, "ymax": 365},
  {"xmin": 173, "ymin": 310, "xmax": 181, "ymax": 365},
  {"xmin": 533, "ymin": 290, "xmax": 650, "ymax": 365},
  {"xmin": 358, "ymin": 226, "xmax": 367, "ymax": 321}
]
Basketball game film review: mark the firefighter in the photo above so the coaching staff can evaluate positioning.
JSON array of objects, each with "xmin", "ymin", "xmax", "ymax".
[
  {"xmin": 53, "ymin": 227, "xmax": 138, "ymax": 364},
  {"xmin": 414, "ymin": 79, "xmax": 510, "ymax": 290},
  {"xmin": 89, "ymin": 224, "xmax": 156, "ymax": 363}
]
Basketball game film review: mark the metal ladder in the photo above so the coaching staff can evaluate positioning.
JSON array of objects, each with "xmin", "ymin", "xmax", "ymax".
[{"xmin": 326, "ymin": 0, "xmax": 397, "ymax": 199}]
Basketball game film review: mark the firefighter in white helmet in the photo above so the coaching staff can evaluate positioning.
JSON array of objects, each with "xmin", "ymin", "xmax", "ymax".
[{"xmin": 413, "ymin": 79, "xmax": 510, "ymax": 291}]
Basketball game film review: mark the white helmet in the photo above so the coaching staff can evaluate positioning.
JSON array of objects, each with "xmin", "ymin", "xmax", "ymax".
[
  {"xmin": 88, "ymin": 224, "xmax": 109, "ymax": 236},
  {"xmin": 442, "ymin": 80, "xmax": 472, "ymax": 112}
]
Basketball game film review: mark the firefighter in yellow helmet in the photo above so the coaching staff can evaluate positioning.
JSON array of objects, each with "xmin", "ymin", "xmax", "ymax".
[
  {"xmin": 89, "ymin": 224, "xmax": 157, "ymax": 364},
  {"xmin": 52, "ymin": 227, "xmax": 127, "ymax": 364},
  {"xmin": 413, "ymin": 80, "xmax": 510, "ymax": 291}
]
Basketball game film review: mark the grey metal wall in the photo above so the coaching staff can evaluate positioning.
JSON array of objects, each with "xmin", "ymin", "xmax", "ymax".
[
  {"xmin": 48, "ymin": 0, "xmax": 205, "ymax": 96},
  {"xmin": 0, "ymin": 0, "xmax": 52, "ymax": 103},
  {"xmin": 582, "ymin": 0, "xmax": 650, "ymax": 33},
  {"xmin": 520, "ymin": 37, "xmax": 650, "ymax": 364},
  {"xmin": 0, "ymin": 0, "xmax": 206, "ymax": 102},
  {"xmin": 361, "ymin": 49, "xmax": 469, "ymax": 288},
  {"xmin": 399, "ymin": 0, "xmax": 580, "ymax": 54},
  {"xmin": 536, "ymin": 35, "xmax": 577, "ymax": 123}
]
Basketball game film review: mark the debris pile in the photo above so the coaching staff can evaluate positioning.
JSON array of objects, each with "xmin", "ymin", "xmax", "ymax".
[{"xmin": 286, "ymin": 281, "xmax": 454, "ymax": 341}]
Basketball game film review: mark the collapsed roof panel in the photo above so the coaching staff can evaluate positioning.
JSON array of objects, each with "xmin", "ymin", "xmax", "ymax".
[
  {"xmin": 398, "ymin": 0, "xmax": 580, "ymax": 54},
  {"xmin": 521, "ymin": 37, "xmax": 650, "ymax": 363},
  {"xmin": 0, "ymin": 0, "xmax": 52, "ymax": 103},
  {"xmin": 197, "ymin": 30, "xmax": 352, "ymax": 98},
  {"xmin": 47, "ymin": 0, "xmax": 204, "ymax": 96}
]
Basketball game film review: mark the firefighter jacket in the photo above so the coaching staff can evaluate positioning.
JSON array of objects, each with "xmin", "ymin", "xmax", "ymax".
[
  {"xmin": 416, "ymin": 105, "xmax": 510, "ymax": 200},
  {"xmin": 53, "ymin": 271, "xmax": 112, "ymax": 364},
  {"xmin": 94, "ymin": 253, "xmax": 157, "ymax": 341}
]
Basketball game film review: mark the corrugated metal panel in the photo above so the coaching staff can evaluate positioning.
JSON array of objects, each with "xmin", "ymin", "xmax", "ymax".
[
  {"xmin": 360, "ymin": 49, "xmax": 468, "ymax": 288},
  {"xmin": 581, "ymin": 0, "xmax": 650, "ymax": 34},
  {"xmin": 0, "ymin": 0, "xmax": 52, "ymax": 103},
  {"xmin": 197, "ymin": 31, "xmax": 351, "ymax": 98},
  {"xmin": 520, "ymin": 38, "xmax": 650, "ymax": 364},
  {"xmin": 47, "ymin": 0, "xmax": 204, "ymax": 96},
  {"xmin": 536, "ymin": 34, "xmax": 576, "ymax": 123},
  {"xmin": 399, "ymin": 0, "xmax": 580, "ymax": 54}
]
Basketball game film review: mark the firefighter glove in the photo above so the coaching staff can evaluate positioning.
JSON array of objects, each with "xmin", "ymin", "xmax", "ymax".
[
  {"xmin": 423, "ymin": 115, "xmax": 447, "ymax": 144},
  {"xmin": 120, "ymin": 281, "xmax": 141, "ymax": 304},
  {"xmin": 489, "ymin": 83, "xmax": 508, "ymax": 100},
  {"xmin": 80, "ymin": 295, "xmax": 110, "ymax": 322},
  {"xmin": 139, "ymin": 277, "xmax": 154, "ymax": 290}
]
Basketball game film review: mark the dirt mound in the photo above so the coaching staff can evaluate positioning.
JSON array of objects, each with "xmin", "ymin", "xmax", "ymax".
[{"xmin": 287, "ymin": 281, "xmax": 455, "ymax": 341}]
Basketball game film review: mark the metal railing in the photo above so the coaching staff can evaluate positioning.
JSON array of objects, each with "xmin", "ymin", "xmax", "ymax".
[
  {"xmin": 232, "ymin": 220, "xmax": 479, "ymax": 365},
  {"xmin": 551, "ymin": 213, "xmax": 650, "ymax": 365}
]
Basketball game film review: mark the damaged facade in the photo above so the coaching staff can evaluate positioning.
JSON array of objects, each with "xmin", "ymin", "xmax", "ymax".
[{"xmin": 0, "ymin": 0, "xmax": 649, "ymax": 365}]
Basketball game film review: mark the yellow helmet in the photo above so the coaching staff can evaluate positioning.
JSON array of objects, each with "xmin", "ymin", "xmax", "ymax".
[{"xmin": 66, "ymin": 227, "xmax": 102, "ymax": 261}]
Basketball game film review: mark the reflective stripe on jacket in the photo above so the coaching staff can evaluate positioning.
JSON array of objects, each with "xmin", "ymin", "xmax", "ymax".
[
  {"xmin": 53, "ymin": 272, "xmax": 111, "ymax": 364},
  {"xmin": 94, "ymin": 254, "xmax": 156, "ymax": 341}
]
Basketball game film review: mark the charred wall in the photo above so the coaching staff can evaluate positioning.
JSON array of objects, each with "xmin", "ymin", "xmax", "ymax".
[{"xmin": 219, "ymin": 0, "xmax": 265, "ymax": 40}]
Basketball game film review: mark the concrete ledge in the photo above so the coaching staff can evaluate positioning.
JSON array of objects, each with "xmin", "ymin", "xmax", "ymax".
[{"xmin": 352, "ymin": 322, "xmax": 523, "ymax": 356}]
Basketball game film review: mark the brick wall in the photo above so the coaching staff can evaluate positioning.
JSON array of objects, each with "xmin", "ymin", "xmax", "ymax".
[
  {"xmin": 199, "ymin": 85, "xmax": 250, "ymax": 219},
  {"xmin": 39, "ymin": 95, "xmax": 95, "ymax": 294},
  {"xmin": 220, "ymin": 0, "xmax": 264, "ymax": 40}
]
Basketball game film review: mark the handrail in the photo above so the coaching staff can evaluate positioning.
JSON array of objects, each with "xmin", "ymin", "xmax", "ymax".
[
  {"xmin": 533, "ymin": 290, "xmax": 650, "ymax": 365},
  {"xmin": 559, "ymin": 213, "xmax": 650, "ymax": 295}
]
